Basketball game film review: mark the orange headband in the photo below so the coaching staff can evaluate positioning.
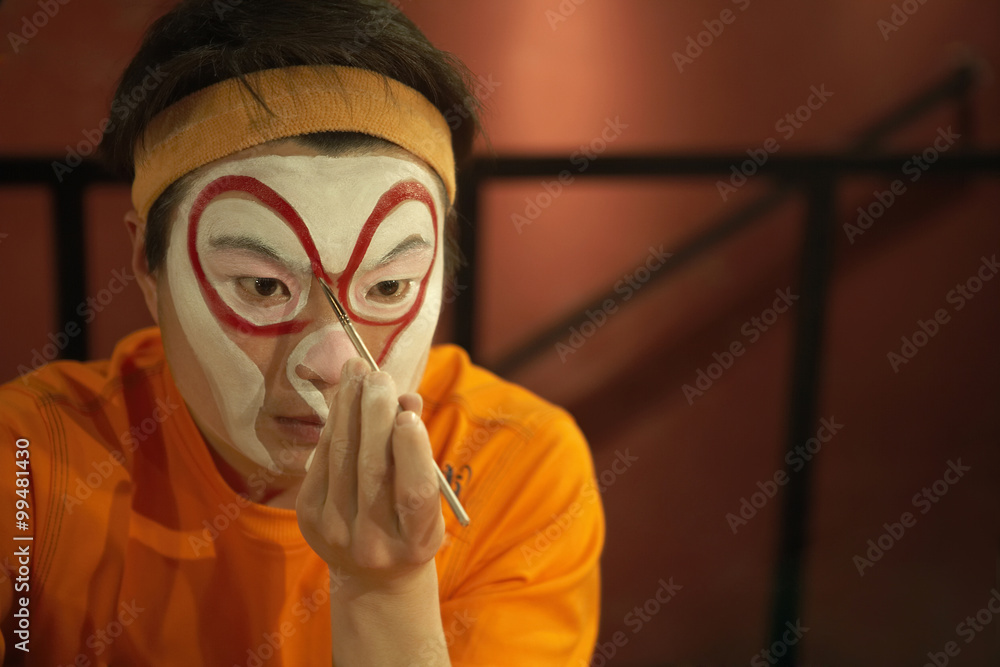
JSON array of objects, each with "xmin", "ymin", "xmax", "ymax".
[{"xmin": 131, "ymin": 65, "xmax": 456, "ymax": 221}]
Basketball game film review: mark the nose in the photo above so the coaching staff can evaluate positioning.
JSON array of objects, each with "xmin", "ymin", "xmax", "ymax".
[{"xmin": 294, "ymin": 325, "xmax": 358, "ymax": 386}]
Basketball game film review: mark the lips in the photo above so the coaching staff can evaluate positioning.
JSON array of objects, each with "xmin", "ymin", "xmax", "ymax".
[
  {"xmin": 277, "ymin": 414, "xmax": 324, "ymax": 425},
  {"xmin": 272, "ymin": 413, "xmax": 325, "ymax": 444}
]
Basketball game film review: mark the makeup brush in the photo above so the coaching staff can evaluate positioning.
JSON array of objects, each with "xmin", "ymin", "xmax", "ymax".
[{"xmin": 317, "ymin": 279, "xmax": 470, "ymax": 527}]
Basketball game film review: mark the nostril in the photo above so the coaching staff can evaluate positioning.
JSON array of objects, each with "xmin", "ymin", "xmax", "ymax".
[
  {"xmin": 294, "ymin": 362, "xmax": 323, "ymax": 383},
  {"xmin": 293, "ymin": 329, "xmax": 356, "ymax": 386},
  {"xmin": 295, "ymin": 360, "xmax": 342, "ymax": 388}
]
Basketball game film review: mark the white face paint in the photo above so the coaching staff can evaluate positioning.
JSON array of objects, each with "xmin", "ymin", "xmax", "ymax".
[{"xmin": 164, "ymin": 154, "xmax": 446, "ymax": 472}]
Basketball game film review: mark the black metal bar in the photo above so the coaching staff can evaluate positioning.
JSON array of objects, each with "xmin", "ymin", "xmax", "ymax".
[
  {"xmin": 493, "ymin": 186, "xmax": 791, "ymax": 375},
  {"xmin": 768, "ymin": 176, "xmax": 837, "ymax": 666},
  {"xmin": 852, "ymin": 59, "xmax": 979, "ymax": 152},
  {"xmin": 52, "ymin": 178, "xmax": 88, "ymax": 360},
  {"xmin": 488, "ymin": 150, "xmax": 1000, "ymax": 374},
  {"xmin": 453, "ymin": 151, "xmax": 1000, "ymax": 182},
  {"xmin": 0, "ymin": 159, "xmax": 122, "ymax": 185},
  {"xmin": 4, "ymin": 152, "xmax": 1000, "ymax": 186},
  {"xmin": 0, "ymin": 161, "xmax": 123, "ymax": 361}
]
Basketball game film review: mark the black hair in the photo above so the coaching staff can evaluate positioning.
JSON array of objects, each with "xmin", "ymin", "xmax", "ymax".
[{"xmin": 99, "ymin": 0, "xmax": 483, "ymax": 281}]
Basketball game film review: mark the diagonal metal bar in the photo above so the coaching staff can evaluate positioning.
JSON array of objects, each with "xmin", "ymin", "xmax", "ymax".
[{"xmin": 768, "ymin": 175, "xmax": 836, "ymax": 666}]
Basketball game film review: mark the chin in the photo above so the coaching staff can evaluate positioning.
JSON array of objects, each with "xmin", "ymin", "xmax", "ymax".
[{"xmin": 268, "ymin": 443, "xmax": 316, "ymax": 476}]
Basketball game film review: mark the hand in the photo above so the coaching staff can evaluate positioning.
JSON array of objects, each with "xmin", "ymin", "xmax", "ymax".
[{"xmin": 296, "ymin": 357, "xmax": 445, "ymax": 588}]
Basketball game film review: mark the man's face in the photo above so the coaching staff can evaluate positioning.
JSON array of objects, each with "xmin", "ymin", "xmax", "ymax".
[{"xmin": 155, "ymin": 144, "xmax": 446, "ymax": 476}]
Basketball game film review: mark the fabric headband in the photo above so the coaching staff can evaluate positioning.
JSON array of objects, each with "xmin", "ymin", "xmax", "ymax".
[{"xmin": 131, "ymin": 65, "xmax": 456, "ymax": 221}]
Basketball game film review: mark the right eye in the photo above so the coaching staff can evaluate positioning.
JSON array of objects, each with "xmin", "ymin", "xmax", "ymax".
[{"xmin": 235, "ymin": 277, "xmax": 292, "ymax": 306}]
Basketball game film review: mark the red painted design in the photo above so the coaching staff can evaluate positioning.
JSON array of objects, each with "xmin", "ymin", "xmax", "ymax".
[
  {"xmin": 186, "ymin": 175, "xmax": 437, "ymax": 364},
  {"xmin": 336, "ymin": 181, "xmax": 438, "ymax": 364}
]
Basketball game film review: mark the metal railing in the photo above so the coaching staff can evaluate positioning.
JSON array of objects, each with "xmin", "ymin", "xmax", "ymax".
[
  {"xmin": 450, "ymin": 60, "xmax": 999, "ymax": 666},
  {"xmin": 1, "ymin": 58, "xmax": 998, "ymax": 667}
]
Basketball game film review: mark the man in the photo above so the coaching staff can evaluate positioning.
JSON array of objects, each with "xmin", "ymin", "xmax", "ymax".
[{"xmin": 0, "ymin": 1, "xmax": 604, "ymax": 664}]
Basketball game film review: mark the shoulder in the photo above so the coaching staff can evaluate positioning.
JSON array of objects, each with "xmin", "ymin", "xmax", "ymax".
[
  {"xmin": 0, "ymin": 327, "xmax": 168, "ymax": 421},
  {"xmin": 419, "ymin": 343, "xmax": 601, "ymax": 552},
  {"xmin": 0, "ymin": 324, "xmax": 173, "ymax": 468},
  {"xmin": 0, "ymin": 327, "xmax": 173, "ymax": 531},
  {"xmin": 0, "ymin": 328, "xmax": 173, "ymax": 616},
  {"xmin": 423, "ymin": 347, "xmax": 605, "ymax": 663},
  {"xmin": 419, "ymin": 343, "xmax": 580, "ymax": 443},
  {"xmin": 0, "ymin": 327, "xmax": 169, "ymax": 453},
  {"xmin": 418, "ymin": 345, "xmax": 594, "ymax": 494}
]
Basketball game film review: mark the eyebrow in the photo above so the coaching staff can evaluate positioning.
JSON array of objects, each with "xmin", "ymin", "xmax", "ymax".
[
  {"xmin": 208, "ymin": 232, "xmax": 430, "ymax": 271},
  {"xmin": 208, "ymin": 234, "xmax": 285, "ymax": 262},
  {"xmin": 377, "ymin": 234, "xmax": 431, "ymax": 265}
]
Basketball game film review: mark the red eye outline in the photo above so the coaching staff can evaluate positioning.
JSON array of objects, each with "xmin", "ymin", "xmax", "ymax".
[{"xmin": 186, "ymin": 174, "xmax": 438, "ymax": 364}]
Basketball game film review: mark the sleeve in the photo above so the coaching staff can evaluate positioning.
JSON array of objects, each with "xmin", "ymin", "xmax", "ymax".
[{"xmin": 439, "ymin": 411, "xmax": 605, "ymax": 667}]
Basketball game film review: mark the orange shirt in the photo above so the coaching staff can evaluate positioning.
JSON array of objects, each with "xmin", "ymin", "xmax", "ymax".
[{"xmin": 0, "ymin": 327, "xmax": 603, "ymax": 666}]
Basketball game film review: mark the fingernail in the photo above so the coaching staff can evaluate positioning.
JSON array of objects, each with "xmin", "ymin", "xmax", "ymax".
[
  {"xmin": 365, "ymin": 370, "xmax": 391, "ymax": 387},
  {"xmin": 345, "ymin": 357, "xmax": 365, "ymax": 380},
  {"xmin": 396, "ymin": 410, "xmax": 419, "ymax": 426}
]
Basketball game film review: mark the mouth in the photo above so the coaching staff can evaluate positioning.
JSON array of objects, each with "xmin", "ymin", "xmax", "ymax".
[{"xmin": 271, "ymin": 413, "xmax": 325, "ymax": 444}]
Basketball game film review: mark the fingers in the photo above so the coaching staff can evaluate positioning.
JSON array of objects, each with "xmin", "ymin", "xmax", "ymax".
[
  {"xmin": 355, "ymin": 370, "xmax": 398, "ymax": 529},
  {"xmin": 398, "ymin": 391, "xmax": 423, "ymax": 416},
  {"xmin": 392, "ymin": 409, "xmax": 445, "ymax": 552},
  {"xmin": 326, "ymin": 357, "xmax": 368, "ymax": 520},
  {"xmin": 299, "ymin": 359, "xmax": 444, "ymax": 571}
]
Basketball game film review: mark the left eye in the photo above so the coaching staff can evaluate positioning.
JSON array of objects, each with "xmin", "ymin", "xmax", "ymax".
[{"xmin": 367, "ymin": 279, "xmax": 411, "ymax": 302}]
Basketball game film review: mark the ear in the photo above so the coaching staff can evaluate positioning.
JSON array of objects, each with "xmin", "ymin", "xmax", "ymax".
[{"xmin": 124, "ymin": 210, "xmax": 160, "ymax": 325}]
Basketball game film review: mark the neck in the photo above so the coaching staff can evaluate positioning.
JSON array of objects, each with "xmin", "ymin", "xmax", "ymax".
[{"xmin": 199, "ymin": 427, "xmax": 303, "ymax": 509}]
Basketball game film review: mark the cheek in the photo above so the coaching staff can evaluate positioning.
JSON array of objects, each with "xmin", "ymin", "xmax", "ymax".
[
  {"xmin": 376, "ymin": 279, "xmax": 443, "ymax": 379},
  {"xmin": 348, "ymin": 323, "xmax": 397, "ymax": 365},
  {"xmin": 167, "ymin": 262, "xmax": 277, "ymax": 400},
  {"xmin": 222, "ymin": 328, "xmax": 299, "ymax": 389}
]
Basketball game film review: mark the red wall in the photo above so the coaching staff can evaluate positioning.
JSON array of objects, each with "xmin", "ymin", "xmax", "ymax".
[{"xmin": 1, "ymin": 1, "xmax": 998, "ymax": 664}]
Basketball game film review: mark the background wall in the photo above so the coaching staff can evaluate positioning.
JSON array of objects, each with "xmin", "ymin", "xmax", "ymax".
[{"xmin": 1, "ymin": 0, "xmax": 998, "ymax": 665}]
